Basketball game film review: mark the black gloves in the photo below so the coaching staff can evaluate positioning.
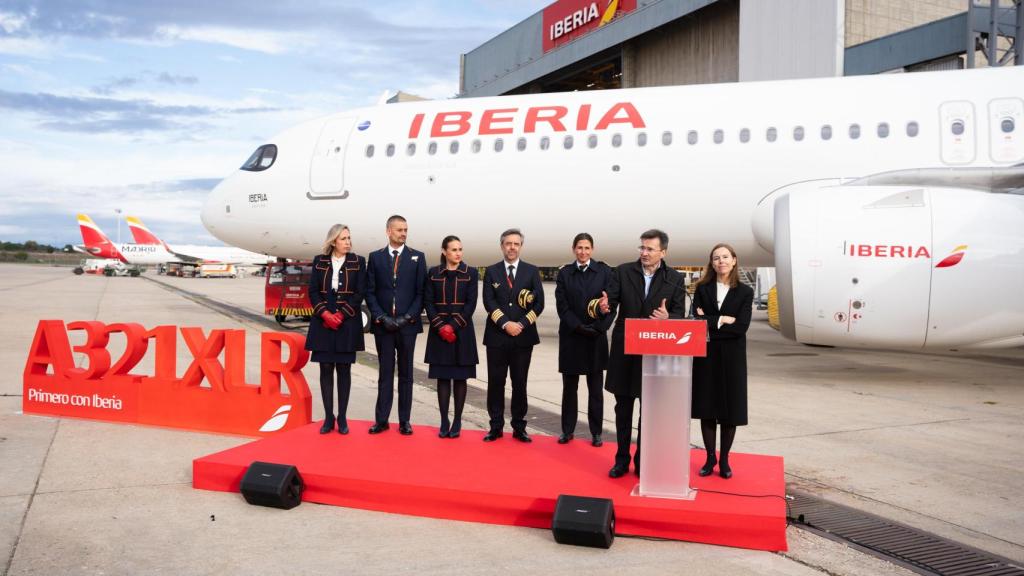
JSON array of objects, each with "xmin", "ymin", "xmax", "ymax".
[
  {"xmin": 402, "ymin": 314, "xmax": 414, "ymax": 326},
  {"xmin": 574, "ymin": 324, "xmax": 600, "ymax": 338},
  {"xmin": 377, "ymin": 315, "xmax": 401, "ymax": 332}
]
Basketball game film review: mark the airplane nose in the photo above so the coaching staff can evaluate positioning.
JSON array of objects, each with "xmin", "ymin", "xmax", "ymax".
[{"xmin": 201, "ymin": 178, "xmax": 229, "ymax": 235}]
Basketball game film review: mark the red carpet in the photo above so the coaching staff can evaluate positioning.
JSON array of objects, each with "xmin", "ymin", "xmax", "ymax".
[{"xmin": 193, "ymin": 421, "xmax": 787, "ymax": 551}]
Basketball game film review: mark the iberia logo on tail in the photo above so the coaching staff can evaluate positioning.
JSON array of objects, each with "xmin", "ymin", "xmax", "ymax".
[
  {"xmin": 935, "ymin": 245, "xmax": 967, "ymax": 268},
  {"xmin": 76, "ymin": 214, "xmax": 125, "ymax": 262},
  {"xmin": 125, "ymin": 216, "xmax": 175, "ymax": 254}
]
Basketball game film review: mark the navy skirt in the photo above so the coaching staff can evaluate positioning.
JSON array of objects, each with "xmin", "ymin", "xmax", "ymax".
[
  {"xmin": 428, "ymin": 364, "xmax": 476, "ymax": 380},
  {"xmin": 312, "ymin": 351, "xmax": 356, "ymax": 364}
]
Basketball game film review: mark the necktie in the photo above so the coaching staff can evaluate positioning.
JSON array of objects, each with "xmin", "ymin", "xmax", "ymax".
[
  {"xmin": 507, "ymin": 265, "xmax": 515, "ymax": 288},
  {"xmin": 391, "ymin": 250, "xmax": 400, "ymax": 277},
  {"xmin": 391, "ymin": 250, "xmax": 399, "ymax": 315},
  {"xmin": 579, "ymin": 264, "xmax": 588, "ymax": 273}
]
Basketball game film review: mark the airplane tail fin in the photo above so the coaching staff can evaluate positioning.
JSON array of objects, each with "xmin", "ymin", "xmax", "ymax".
[
  {"xmin": 126, "ymin": 216, "xmax": 175, "ymax": 253},
  {"xmin": 77, "ymin": 214, "xmax": 125, "ymax": 262}
]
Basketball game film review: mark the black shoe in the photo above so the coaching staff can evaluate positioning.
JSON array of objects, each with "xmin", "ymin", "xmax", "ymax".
[
  {"xmin": 448, "ymin": 421, "xmax": 461, "ymax": 439},
  {"xmin": 399, "ymin": 422, "xmax": 413, "ymax": 435},
  {"xmin": 719, "ymin": 462, "xmax": 732, "ymax": 479},
  {"xmin": 337, "ymin": 421, "xmax": 349, "ymax": 435},
  {"xmin": 608, "ymin": 465, "xmax": 628, "ymax": 478},
  {"xmin": 591, "ymin": 434, "xmax": 603, "ymax": 447},
  {"xmin": 483, "ymin": 430, "xmax": 503, "ymax": 442},
  {"xmin": 319, "ymin": 420, "xmax": 335, "ymax": 434},
  {"xmin": 438, "ymin": 419, "xmax": 450, "ymax": 438},
  {"xmin": 512, "ymin": 430, "xmax": 532, "ymax": 443},
  {"xmin": 699, "ymin": 457, "xmax": 717, "ymax": 477},
  {"xmin": 368, "ymin": 422, "xmax": 390, "ymax": 434},
  {"xmin": 557, "ymin": 433, "xmax": 571, "ymax": 444},
  {"xmin": 634, "ymin": 467, "xmax": 640, "ymax": 477}
]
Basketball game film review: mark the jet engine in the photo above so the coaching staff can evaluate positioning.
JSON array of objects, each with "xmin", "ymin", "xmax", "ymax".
[{"xmin": 755, "ymin": 182, "xmax": 1024, "ymax": 349}]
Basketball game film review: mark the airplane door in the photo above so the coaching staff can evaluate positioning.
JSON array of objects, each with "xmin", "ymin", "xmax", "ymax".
[
  {"xmin": 309, "ymin": 117, "xmax": 355, "ymax": 197},
  {"xmin": 939, "ymin": 101, "xmax": 976, "ymax": 165},
  {"xmin": 988, "ymin": 97, "xmax": 1024, "ymax": 164}
]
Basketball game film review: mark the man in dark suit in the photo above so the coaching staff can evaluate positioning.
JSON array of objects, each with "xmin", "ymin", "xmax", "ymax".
[
  {"xmin": 599, "ymin": 229, "xmax": 687, "ymax": 477},
  {"xmin": 365, "ymin": 215, "xmax": 427, "ymax": 435},
  {"xmin": 482, "ymin": 228, "xmax": 544, "ymax": 443}
]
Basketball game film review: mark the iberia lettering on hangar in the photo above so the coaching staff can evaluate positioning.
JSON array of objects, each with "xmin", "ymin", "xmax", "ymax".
[
  {"xmin": 408, "ymin": 102, "xmax": 645, "ymax": 138},
  {"xmin": 542, "ymin": 0, "xmax": 636, "ymax": 52}
]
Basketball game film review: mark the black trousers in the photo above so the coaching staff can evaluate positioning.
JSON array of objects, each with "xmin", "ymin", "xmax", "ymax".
[
  {"xmin": 485, "ymin": 345, "xmax": 533, "ymax": 433},
  {"xmin": 373, "ymin": 330, "xmax": 417, "ymax": 425},
  {"xmin": 613, "ymin": 394, "xmax": 641, "ymax": 470},
  {"xmin": 561, "ymin": 372, "xmax": 604, "ymax": 436}
]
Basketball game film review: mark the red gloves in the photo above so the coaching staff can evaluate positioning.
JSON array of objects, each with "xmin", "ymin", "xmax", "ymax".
[
  {"xmin": 321, "ymin": 310, "xmax": 343, "ymax": 330},
  {"xmin": 438, "ymin": 324, "xmax": 456, "ymax": 343}
]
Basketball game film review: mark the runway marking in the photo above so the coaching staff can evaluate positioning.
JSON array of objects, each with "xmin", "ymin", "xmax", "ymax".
[{"xmin": 743, "ymin": 417, "xmax": 973, "ymax": 442}]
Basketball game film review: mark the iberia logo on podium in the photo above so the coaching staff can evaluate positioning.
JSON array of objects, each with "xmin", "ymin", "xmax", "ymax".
[
  {"xmin": 624, "ymin": 319, "xmax": 707, "ymax": 356},
  {"xmin": 22, "ymin": 320, "xmax": 312, "ymax": 436}
]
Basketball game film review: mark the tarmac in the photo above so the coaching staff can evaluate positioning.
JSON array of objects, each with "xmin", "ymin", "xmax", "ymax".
[{"xmin": 2, "ymin": 263, "xmax": 1022, "ymax": 575}]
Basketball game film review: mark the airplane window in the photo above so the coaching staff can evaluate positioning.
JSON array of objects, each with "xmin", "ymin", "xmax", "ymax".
[
  {"xmin": 241, "ymin": 144, "xmax": 277, "ymax": 172},
  {"xmin": 906, "ymin": 121, "xmax": 919, "ymax": 137},
  {"xmin": 951, "ymin": 120, "xmax": 964, "ymax": 136},
  {"xmin": 540, "ymin": 136, "xmax": 550, "ymax": 150},
  {"xmin": 713, "ymin": 129, "xmax": 724, "ymax": 144},
  {"xmin": 450, "ymin": 141, "xmax": 459, "ymax": 154},
  {"xmin": 849, "ymin": 124, "xmax": 861, "ymax": 139},
  {"xmin": 793, "ymin": 126, "xmax": 805, "ymax": 141},
  {"xmin": 1001, "ymin": 118, "xmax": 1015, "ymax": 133},
  {"xmin": 687, "ymin": 131, "xmax": 698, "ymax": 145},
  {"xmin": 517, "ymin": 137, "xmax": 527, "ymax": 151},
  {"xmin": 472, "ymin": 139, "xmax": 482, "ymax": 153},
  {"xmin": 612, "ymin": 134, "xmax": 622, "ymax": 148},
  {"xmin": 766, "ymin": 127, "xmax": 777, "ymax": 142},
  {"xmin": 428, "ymin": 142, "xmax": 438, "ymax": 155},
  {"xmin": 637, "ymin": 132, "xmax": 647, "ymax": 147},
  {"xmin": 877, "ymin": 122, "xmax": 890, "ymax": 138},
  {"xmin": 494, "ymin": 138, "xmax": 504, "ymax": 152},
  {"xmin": 739, "ymin": 128, "xmax": 750, "ymax": 143},
  {"xmin": 821, "ymin": 125, "xmax": 832, "ymax": 140},
  {"xmin": 406, "ymin": 143, "xmax": 416, "ymax": 156},
  {"xmin": 587, "ymin": 134, "xmax": 598, "ymax": 149},
  {"xmin": 662, "ymin": 131, "xmax": 672, "ymax": 146},
  {"xmin": 564, "ymin": 135, "xmax": 574, "ymax": 149},
  {"xmin": 365, "ymin": 145, "xmax": 375, "ymax": 158},
  {"xmin": 386, "ymin": 143, "xmax": 395, "ymax": 157}
]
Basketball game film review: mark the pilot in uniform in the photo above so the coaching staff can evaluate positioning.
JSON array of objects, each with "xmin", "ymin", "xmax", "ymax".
[{"xmin": 482, "ymin": 228, "xmax": 544, "ymax": 443}]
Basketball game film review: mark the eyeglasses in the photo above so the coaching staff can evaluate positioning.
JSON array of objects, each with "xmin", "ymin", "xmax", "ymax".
[{"xmin": 637, "ymin": 246, "xmax": 663, "ymax": 254}]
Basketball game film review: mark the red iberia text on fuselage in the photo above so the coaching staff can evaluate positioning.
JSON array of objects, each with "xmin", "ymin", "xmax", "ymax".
[
  {"xmin": 846, "ymin": 243, "xmax": 931, "ymax": 258},
  {"xmin": 407, "ymin": 102, "xmax": 646, "ymax": 139}
]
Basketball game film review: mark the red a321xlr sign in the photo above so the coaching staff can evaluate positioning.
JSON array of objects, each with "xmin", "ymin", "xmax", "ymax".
[{"xmin": 23, "ymin": 320, "xmax": 312, "ymax": 436}]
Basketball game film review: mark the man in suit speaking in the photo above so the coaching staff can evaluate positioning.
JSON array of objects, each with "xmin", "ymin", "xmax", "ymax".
[{"xmin": 366, "ymin": 214, "xmax": 427, "ymax": 435}]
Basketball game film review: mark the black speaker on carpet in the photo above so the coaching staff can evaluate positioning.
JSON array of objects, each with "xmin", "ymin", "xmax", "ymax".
[
  {"xmin": 239, "ymin": 461, "xmax": 304, "ymax": 509},
  {"xmin": 551, "ymin": 494, "xmax": 615, "ymax": 549}
]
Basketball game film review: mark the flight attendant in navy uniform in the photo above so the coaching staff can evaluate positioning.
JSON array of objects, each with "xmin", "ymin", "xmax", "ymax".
[
  {"xmin": 482, "ymin": 228, "xmax": 544, "ymax": 443},
  {"xmin": 365, "ymin": 214, "xmax": 427, "ymax": 435},
  {"xmin": 423, "ymin": 235, "xmax": 479, "ymax": 439},
  {"xmin": 691, "ymin": 243, "xmax": 753, "ymax": 479},
  {"xmin": 305, "ymin": 224, "xmax": 366, "ymax": 435},
  {"xmin": 555, "ymin": 232, "xmax": 612, "ymax": 446}
]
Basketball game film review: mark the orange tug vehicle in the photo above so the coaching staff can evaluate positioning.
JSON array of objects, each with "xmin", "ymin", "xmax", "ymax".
[{"xmin": 265, "ymin": 260, "xmax": 314, "ymax": 323}]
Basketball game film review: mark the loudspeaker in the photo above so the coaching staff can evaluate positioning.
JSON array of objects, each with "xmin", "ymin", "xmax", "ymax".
[
  {"xmin": 551, "ymin": 494, "xmax": 615, "ymax": 549},
  {"xmin": 239, "ymin": 461, "xmax": 304, "ymax": 509}
]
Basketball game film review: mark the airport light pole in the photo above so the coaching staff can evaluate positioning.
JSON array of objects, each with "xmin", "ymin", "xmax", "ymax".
[{"xmin": 114, "ymin": 208, "xmax": 122, "ymax": 244}]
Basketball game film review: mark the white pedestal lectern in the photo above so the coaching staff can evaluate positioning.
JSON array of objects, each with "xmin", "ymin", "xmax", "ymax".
[{"xmin": 623, "ymin": 318, "xmax": 707, "ymax": 500}]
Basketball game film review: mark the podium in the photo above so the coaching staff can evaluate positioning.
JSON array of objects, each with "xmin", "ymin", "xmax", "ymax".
[{"xmin": 624, "ymin": 318, "xmax": 707, "ymax": 499}]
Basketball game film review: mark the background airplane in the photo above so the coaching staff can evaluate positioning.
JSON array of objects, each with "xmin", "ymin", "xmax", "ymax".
[
  {"xmin": 74, "ymin": 214, "xmax": 181, "ymax": 265},
  {"xmin": 200, "ymin": 66, "xmax": 1024, "ymax": 350},
  {"xmin": 125, "ymin": 216, "xmax": 270, "ymax": 266}
]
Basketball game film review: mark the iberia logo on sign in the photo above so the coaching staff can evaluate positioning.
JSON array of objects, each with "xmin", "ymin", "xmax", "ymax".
[
  {"xmin": 624, "ymin": 319, "xmax": 707, "ymax": 357},
  {"xmin": 543, "ymin": 0, "xmax": 637, "ymax": 53}
]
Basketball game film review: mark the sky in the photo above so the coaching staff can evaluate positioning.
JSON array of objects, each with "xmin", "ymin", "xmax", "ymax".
[{"xmin": 0, "ymin": 0, "xmax": 551, "ymax": 247}]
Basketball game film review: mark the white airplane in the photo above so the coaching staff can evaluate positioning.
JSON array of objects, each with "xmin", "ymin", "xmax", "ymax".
[
  {"xmin": 201, "ymin": 66, "xmax": 1024, "ymax": 350},
  {"xmin": 75, "ymin": 214, "xmax": 181, "ymax": 265},
  {"xmin": 125, "ymin": 216, "xmax": 270, "ymax": 266}
]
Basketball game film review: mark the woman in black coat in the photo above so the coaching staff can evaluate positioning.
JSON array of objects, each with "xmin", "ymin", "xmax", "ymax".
[
  {"xmin": 555, "ymin": 233, "xmax": 612, "ymax": 447},
  {"xmin": 305, "ymin": 224, "xmax": 366, "ymax": 435},
  {"xmin": 691, "ymin": 243, "xmax": 753, "ymax": 479},
  {"xmin": 423, "ymin": 235, "xmax": 479, "ymax": 439}
]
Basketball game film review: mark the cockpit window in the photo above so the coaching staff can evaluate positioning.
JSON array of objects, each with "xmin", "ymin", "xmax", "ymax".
[{"xmin": 240, "ymin": 144, "xmax": 277, "ymax": 172}]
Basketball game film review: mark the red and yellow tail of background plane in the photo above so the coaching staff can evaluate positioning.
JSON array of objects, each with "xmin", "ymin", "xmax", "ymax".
[
  {"xmin": 76, "ymin": 214, "xmax": 125, "ymax": 262},
  {"xmin": 126, "ymin": 216, "xmax": 174, "ymax": 253}
]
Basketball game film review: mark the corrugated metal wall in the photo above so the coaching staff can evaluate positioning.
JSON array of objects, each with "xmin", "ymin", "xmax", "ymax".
[{"xmin": 738, "ymin": 0, "xmax": 844, "ymax": 81}]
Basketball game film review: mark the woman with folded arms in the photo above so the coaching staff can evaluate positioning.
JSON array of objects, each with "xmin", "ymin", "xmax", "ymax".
[
  {"xmin": 423, "ymin": 235, "xmax": 479, "ymax": 438},
  {"xmin": 305, "ymin": 224, "xmax": 366, "ymax": 435},
  {"xmin": 691, "ymin": 243, "xmax": 753, "ymax": 479}
]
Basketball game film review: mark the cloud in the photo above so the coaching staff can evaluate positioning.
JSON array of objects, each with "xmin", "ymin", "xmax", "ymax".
[
  {"xmin": 156, "ymin": 71, "xmax": 197, "ymax": 85},
  {"xmin": 0, "ymin": 89, "xmax": 283, "ymax": 134}
]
